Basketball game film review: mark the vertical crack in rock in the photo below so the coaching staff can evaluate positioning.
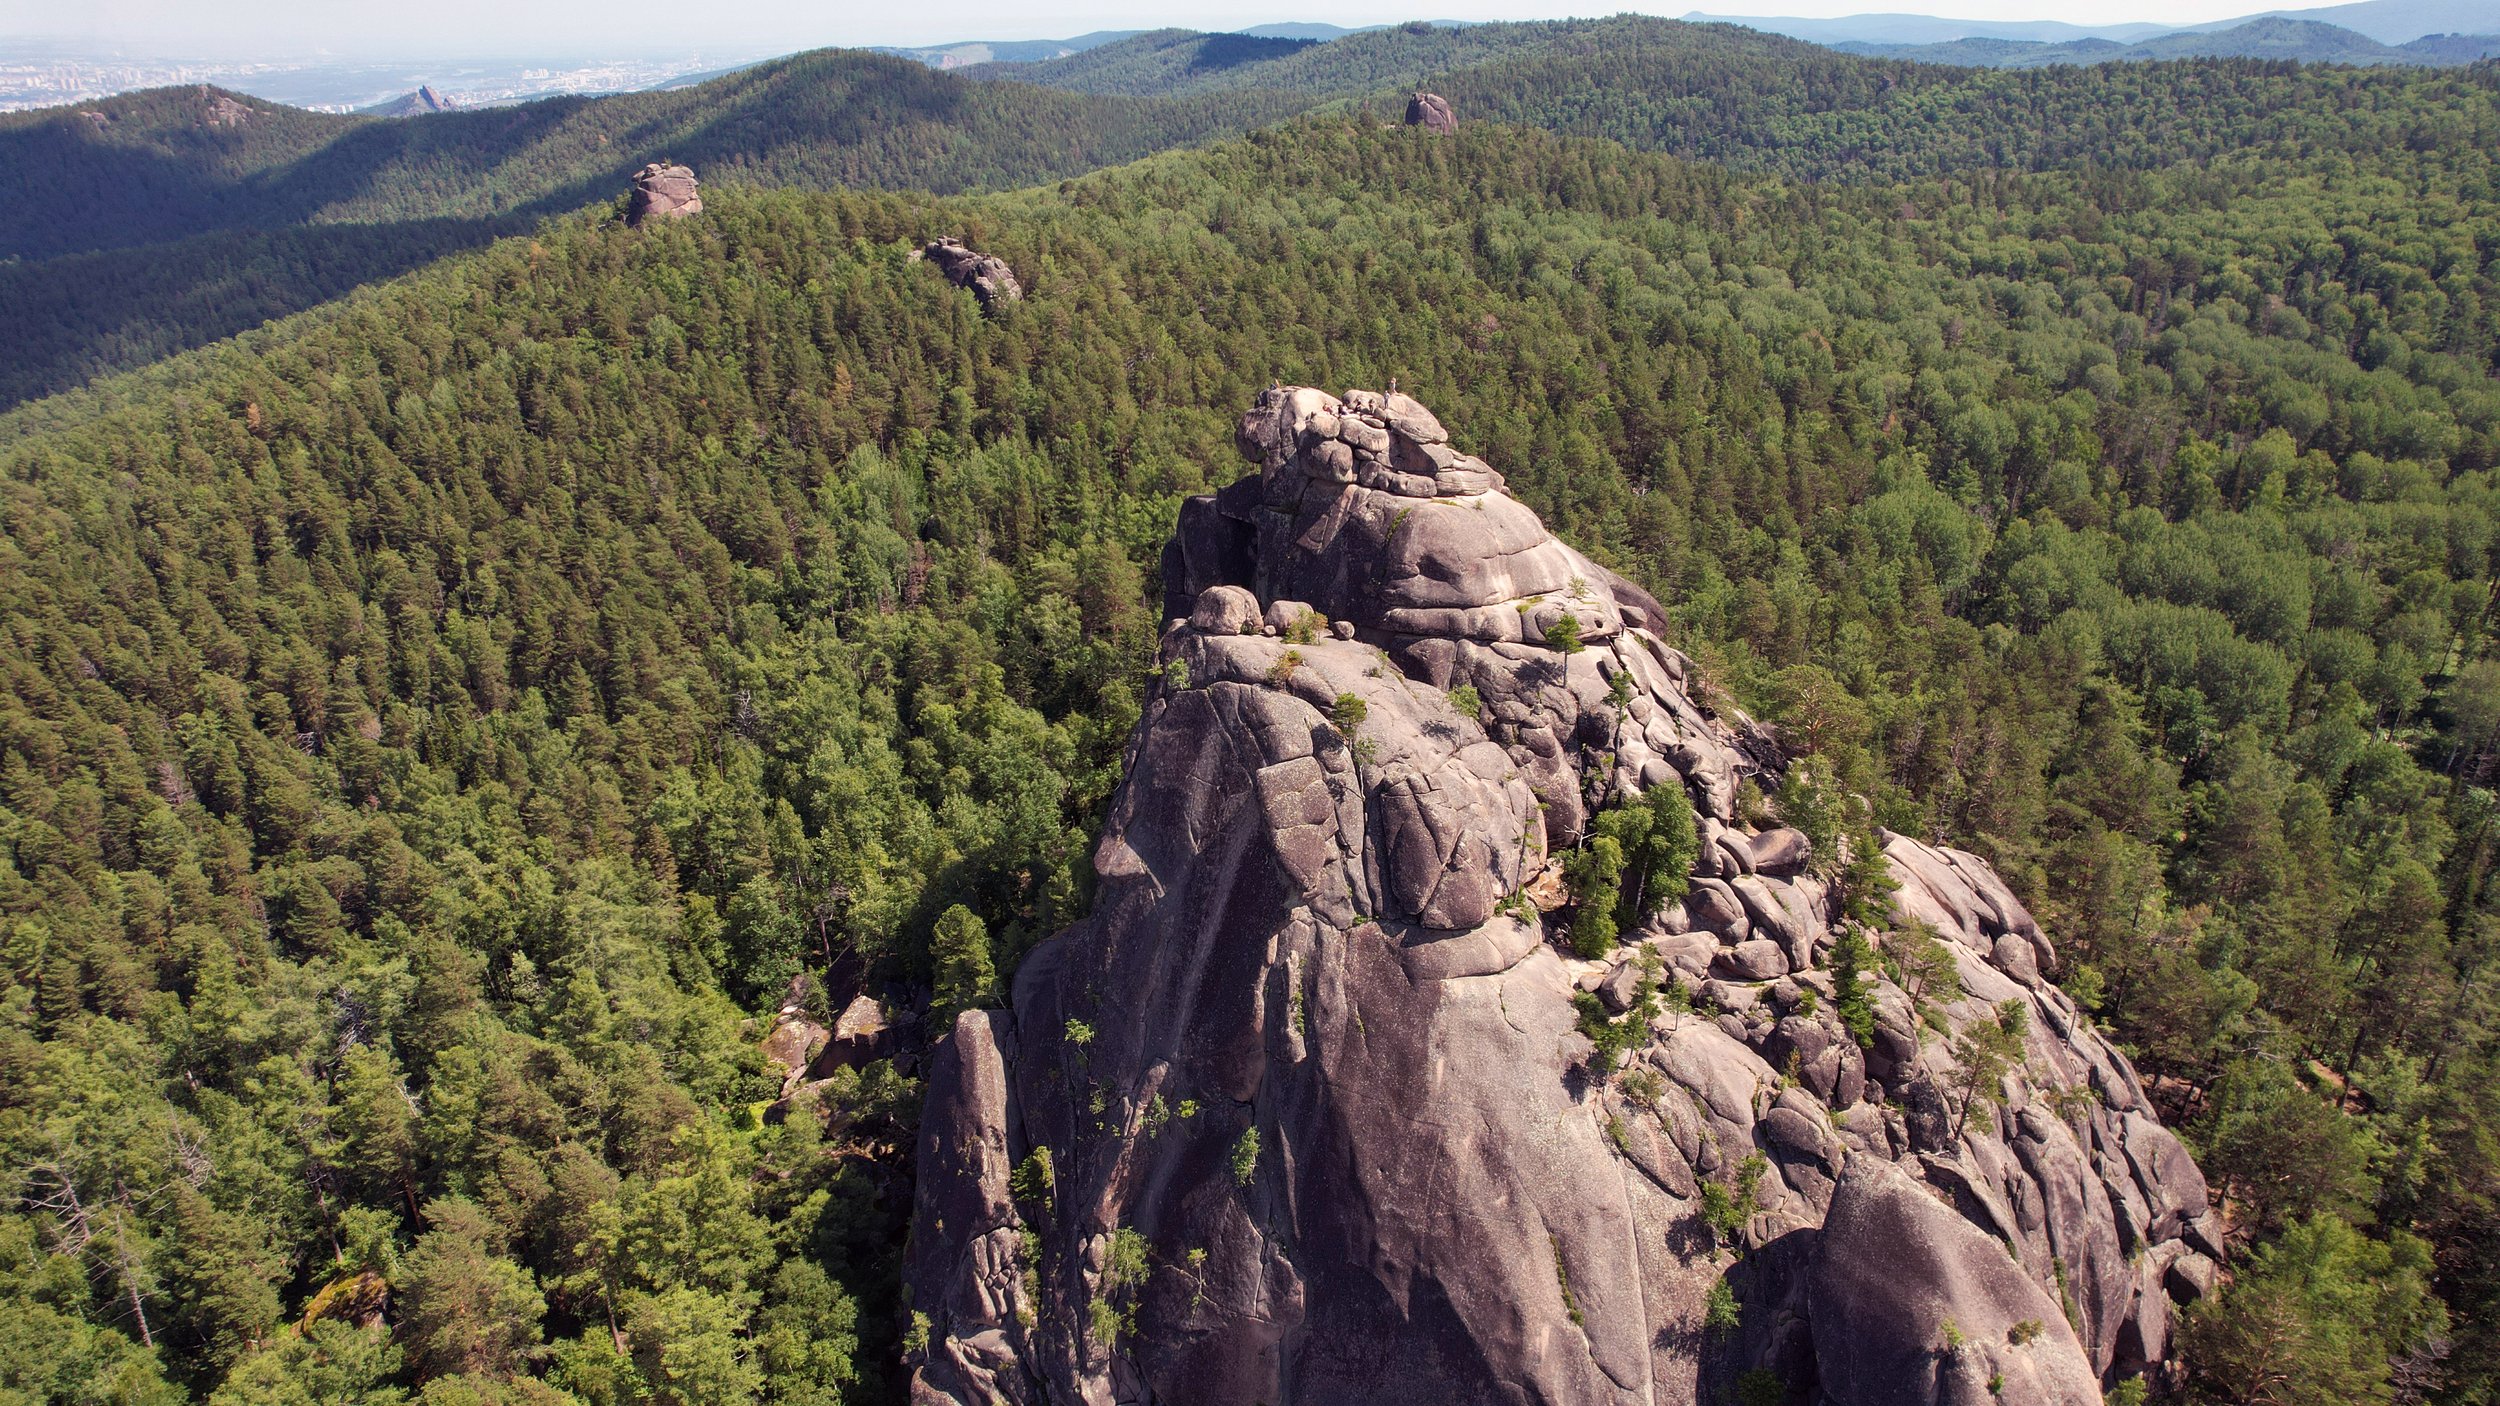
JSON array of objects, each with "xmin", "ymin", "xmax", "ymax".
[{"xmin": 906, "ymin": 387, "xmax": 2218, "ymax": 1406}]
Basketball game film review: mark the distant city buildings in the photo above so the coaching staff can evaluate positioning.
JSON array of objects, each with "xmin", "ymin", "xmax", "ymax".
[{"xmin": 0, "ymin": 54, "xmax": 751, "ymax": 114}]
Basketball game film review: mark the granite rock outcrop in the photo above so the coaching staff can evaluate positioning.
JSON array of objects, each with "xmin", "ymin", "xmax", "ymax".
[
  {"xmin": 626, "ymin": 162, "xmax": 702, "ymax": 224},
  {"xmin": 919, "ymin": 236, "xmax": 1024, "ymax": 311},
  {"xmin": 1406, "ymin": 91, "xmax": 1458, "ymax": 132},
  {"xmin": 905, "ymin": 386, "xmax": 2217, "ymax": 1406}
]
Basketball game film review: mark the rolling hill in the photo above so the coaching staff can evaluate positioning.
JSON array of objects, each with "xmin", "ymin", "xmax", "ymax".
[
  {"xmin": 1835, "ymin": 15, "xmax": 2500, "ymax": 67},
  {"xmin": 0, "ymin": 48, "xmax": 1313, "ymax": 408},
  {"xmin": 7, "ymin": 14, "xmax": 2498, "ymax": 414},
  {"xmin": 1689, "ymin": 0, "xmax": 2498, "ymax": 46}
]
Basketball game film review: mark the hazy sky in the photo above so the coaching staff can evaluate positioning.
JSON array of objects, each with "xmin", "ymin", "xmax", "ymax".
[{"xmin": 1, "ymin": 0, "xmax": 2327, "ymax": 59}]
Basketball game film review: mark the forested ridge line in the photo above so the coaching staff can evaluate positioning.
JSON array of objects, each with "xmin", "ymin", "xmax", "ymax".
[
  {"xmin": 2, "ymin": 16, "xmax": 2493, "ymax": 411},
  {"xmin": 0, "ymin": 46, "xmax": 1303, "ymax": 411},
  {"xmin": 1, "ymin": 114, "xmax": 2497, "ymax": 1403}
]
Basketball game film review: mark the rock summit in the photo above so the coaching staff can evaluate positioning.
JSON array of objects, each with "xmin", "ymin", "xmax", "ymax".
[
  {"xmin": 905, "ymin": 386, "xmax": 2218, "ymax": 1405},
  {"xmin": 626, "ymin": 162, "xmax": 702, "ymax": 225}
]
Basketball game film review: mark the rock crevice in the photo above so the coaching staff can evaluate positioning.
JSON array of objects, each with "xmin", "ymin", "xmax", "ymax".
[{"xmin": 906, "ymin": 387, "xmax": 2215, "ymax": 1406}]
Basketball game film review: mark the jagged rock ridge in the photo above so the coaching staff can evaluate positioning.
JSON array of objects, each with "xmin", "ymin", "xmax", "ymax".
[
  {"xmin": 918, "ymin": 236, "xmax": 1024, "ymax": 311},
  {"xmin": 905, "ymin": 387, "xmax": 2218, "ymax": 1405}
]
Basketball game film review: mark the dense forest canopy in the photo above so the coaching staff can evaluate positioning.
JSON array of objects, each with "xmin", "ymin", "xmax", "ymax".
[
  {"xmin": 4, "ymin": 17, "xmax": 2493, "ymax": 409},
  {"xmin": 2, "ymin": 47, "xmax": 2499, "ymax": 1406}
]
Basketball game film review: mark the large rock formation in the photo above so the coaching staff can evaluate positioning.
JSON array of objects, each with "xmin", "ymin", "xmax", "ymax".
[
  {"xmin": 626, "ymin": 162, "xmax": 702, "ymax": 225},
  {"xmin": 905, "ymin": 387, "xmax": 2218, "ymax": 1405},
  {"xmin": 918, "ymin": 236, "xmax": 1024, "ymax": 312},
  {"xmin": 1406, "ymin": 91, "xmax": 1458, "ymax": 132}
]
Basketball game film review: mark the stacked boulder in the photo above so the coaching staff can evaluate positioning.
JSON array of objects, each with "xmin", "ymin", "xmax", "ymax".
[
  {"xmin": 626, "ymin": 162, "xmax": 702, "ymax": 224},
  {"xmin": 906, "ymin": 387, "xmax": 2218, "ymax": 1406}
]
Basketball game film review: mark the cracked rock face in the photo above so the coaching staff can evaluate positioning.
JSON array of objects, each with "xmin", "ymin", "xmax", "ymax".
[
  {"xmin": 920, "ymin": 236, "xmax": 1025, "ymax": 311},
  {"xmin": 905, "ymin": 387, "xmax": 2216, "ymax": 1406},
  {"xmin": 626, "ymin": 162, "xmax": 702, "ymax": 224}
]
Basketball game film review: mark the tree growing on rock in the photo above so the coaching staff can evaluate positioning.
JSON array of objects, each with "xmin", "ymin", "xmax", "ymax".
[
  {"xmin": 1569, "ymin": 782, "xmax": 1699, "ymax": 956},
  {"xmin": 1564, "ymin": 833, "xmax": 1627, "ymax": 958},
  {"xmin": 1946, "ymin": 999, "xmax": 2030, "ymax": 1140},
  {"xmin": 931, "ymin": 904, "xmax": 996, "ymax": 1030}
]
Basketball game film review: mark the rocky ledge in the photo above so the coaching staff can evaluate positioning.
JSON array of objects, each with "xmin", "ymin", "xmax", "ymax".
[{"xmin": 904, "ymin": 387, "xmax": 2219, "ymax": 1406}]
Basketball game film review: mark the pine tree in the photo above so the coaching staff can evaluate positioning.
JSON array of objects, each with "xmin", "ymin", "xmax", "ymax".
[{"xmin": 930, "ymin": 904, "xmax": 997, "ymax": 1031}]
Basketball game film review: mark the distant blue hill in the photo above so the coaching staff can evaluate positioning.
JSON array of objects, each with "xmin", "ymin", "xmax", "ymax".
[
  {"xmin": 2209, "ymin": 0, "xmax": 2500, "ymax": 43},
  {"xmin": 869, "ymin": 31, "xmax": 1140, "ymax": 70},
  {"xmin": 1683, "ymin": 12, "xmax": 2172, "ymax": 45},
  {"xmin": 1831, "ymin": 15, "xmax": 2498, "ymax": 67},
  {"xmin": 1239, "ymin": 22, "xmax": 1370, "ymax": 39},
  {"xmin": 1688, "ymin": 0, "xmax": 2497, "ymax": 48},
  {"xmin": 876, "ymin": 20, "xmax": 1481, "ymax": 70}
]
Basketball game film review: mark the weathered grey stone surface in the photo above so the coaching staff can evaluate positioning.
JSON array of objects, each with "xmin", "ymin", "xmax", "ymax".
[
  {"xmin": 905, "ymin": 388, "xmax": 2211, "ymax": 1406},
  {"xmin": 1811, "ymin": 1157, "xmax": 2104, "ymax": 1406},
  {"xmin": 918, "ymin": 235, "xmax": 1024, "ymax": 311},
  {"xmin": 625, "ymin": 162, "xmax": 701, "ymax": 224},
  {"xmin": 1751, "ymin": 826, "xmax": 1813, "ymax": 876}
]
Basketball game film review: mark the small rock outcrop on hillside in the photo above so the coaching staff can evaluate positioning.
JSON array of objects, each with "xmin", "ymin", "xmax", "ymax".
[
  {"xmin": 917, "ymin": 236, "xmax": 1024, "ymax": 311},
  {"xmin": 626, "ymin": 162, "xmax": 702, "ymax": 225},
  {"xmin": 905, "ymin": 387, "xmax": 2218, "ymax": 1405},
  {"xmin": 201, "ymin": 88, "xmax": 252, "ymax": 128},
  {"xmin": 1405, "ymin": 90, "xmax": 1457, "ymax": 132}
]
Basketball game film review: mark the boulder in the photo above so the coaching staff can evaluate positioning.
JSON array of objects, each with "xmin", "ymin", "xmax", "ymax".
[
  {"xmin": 1750, "ymin": 826, "xmax": 1813, "ymax": 876},
  {"xmin": 1190, "ymin": 585, "xmax": 1262, "ymax": 635},
  {"xmin": 759, "ymin": 1011, "xmax": 828, "ymax": 1094},
  {"xmin": 1734, "ymin": 872, "xmax": 1823, "ymax": 969},
  {"xmin": 1810, "ymin": 1157, "xmax": 2104, "ymax": 1406},
  {"xmin": 814, "ymin": 993, "xmax": 893, "ymax": 1072},
  {"xmin": 1598, "ymin": 958, "xmax": 1647, "ymax": 1013},
  {"xmin": 1714, "ymin": 938, "xmax": 1791, "ymax": 982},
  {"xmin": 626, "ymin": 162, "xmax": 702, "ymax": 224},
  {"xmin": 2165, "ymin": 1252, "xmax": 2219, "ymax": 1302},
  {"xmin": 1685, "ymin": 877, "xmax": 1751, "ymax": 940},
  {"xmin": 1405, "ymin": 91, "xmax": 1457, "ymax": 132},
  {"xmin": 1264, "ymin": 599, "xmax": 1323, "ymax": 635}
]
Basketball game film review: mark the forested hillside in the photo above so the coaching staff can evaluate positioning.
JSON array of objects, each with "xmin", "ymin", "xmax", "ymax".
[
  {"xmin": 4, "ymin": 101, "xmax": 2498, "ymax": 1402},
  {"xmin": 992, "ymin": 16, "xmax": 2500, "ymax": 180},
  {"xmin": 9, "ymin": 18, "xmax": 2496, "ymax": 413},
  {"xmin": 0, "ymin": 53, "xmax": 1288, "ymax": 262},
  {"xmin": 0, "ymin": 50, "xmax": 1303, "ymax": 410}
]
